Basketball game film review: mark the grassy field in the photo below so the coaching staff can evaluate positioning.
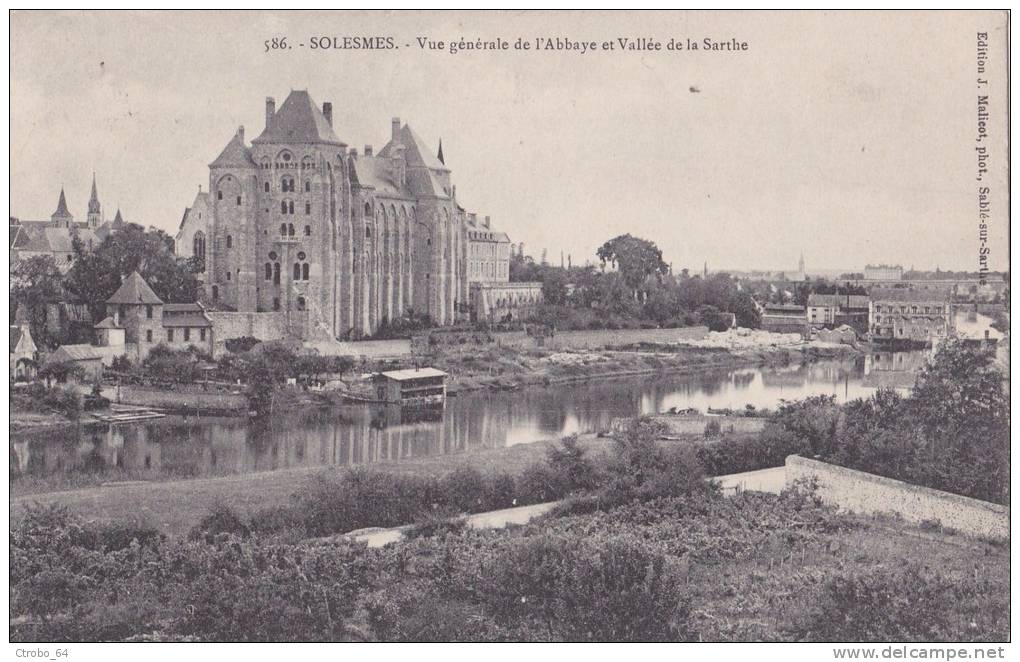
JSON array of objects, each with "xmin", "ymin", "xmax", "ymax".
[{"xmin": 10, "ymin": 433, "xmax": 620, "ymax": 537}]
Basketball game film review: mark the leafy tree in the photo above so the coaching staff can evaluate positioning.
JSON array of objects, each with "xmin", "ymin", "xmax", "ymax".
[
  {"xmin": 64, "ymin": 224, "xmax": 200, "ymax": 318},
  {"xmin": 10, "ymin": 255, "xmax": 65, "ymax": 346},
  {"xmin": 596, "ymin": 234, "xmax": 669, "ymax": 296}
]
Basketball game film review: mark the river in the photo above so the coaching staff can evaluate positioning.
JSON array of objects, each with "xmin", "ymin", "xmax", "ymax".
[{"xmin": 11, "ymin": 351, "xmax": 926, "ymax": 489}]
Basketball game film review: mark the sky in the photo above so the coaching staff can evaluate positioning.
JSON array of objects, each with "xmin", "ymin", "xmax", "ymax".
[{"xmin": 10, "ymin": 10, "xmax": 1010, "ymax": 273}]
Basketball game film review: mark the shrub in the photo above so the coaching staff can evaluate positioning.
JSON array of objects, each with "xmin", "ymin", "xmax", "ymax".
[
  {"xmin": 439, "ymin": 467, "xmax": 488, "ymax": 513},
  {"xmin": 798, "ymin": 564, "xmax": 1003, "ymax": 641},
  {"xmin": 545, "ymin": 434, "xmax": 600, "ymax": 492},
  {"xmin": 603, "ymin": 417, "xmax": 709, "ymax": 504},
  {"xmin": 224, "ymin": 336, "xmax": 260, "ymax": 353},
  {"xmin": 485, "ymin": 533, "xmax": 693, "ymax": 641},
  {"xmin": 190, "ymin": 503, "xmax": 251, "ymax": 540},
  {"xmin": 704, "ymin": 419, "xmax": 722, "ymax": 438}
]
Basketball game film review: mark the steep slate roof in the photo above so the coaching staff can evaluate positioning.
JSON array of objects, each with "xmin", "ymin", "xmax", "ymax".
[
  {"xmin": 253, "ymin": 90, "xmax": 343, "ymax": 145},
  {"xmin": 210, "ymin": 132, "xmax": 256, "ymax": 168},
  {"xmin": 162, "ymin": 312, "xmax": 212, "ymax": 328},
  {"xmin": 349, "ymin": 156, "xmax": 409, "ymax": 197},
  {"xmin": 52, "ymin": 188, "xmax": 73, "ymax": 219},
  {"xmin": 378, "ymin": 124, "xmax": 447, "ymax": 170},
  {"xmin": 870, "ymin": 288, "xmax": 949, "ymax": 303},
  {"xmin": 10, "ymin": 327, "xmax": 24, "ymax": 353},
  {"xmin": 106, "ymin": 271, "xmax": 163, "ymax": 305},
  {"xmin": 93, "ymin": 316, "xmax": 121, "ymax": 329}
]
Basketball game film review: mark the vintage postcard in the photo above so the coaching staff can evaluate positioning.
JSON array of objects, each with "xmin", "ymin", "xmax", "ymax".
[{"xmin": 7, "ymin": 9, "xmax": 1011, "ymax": 655}]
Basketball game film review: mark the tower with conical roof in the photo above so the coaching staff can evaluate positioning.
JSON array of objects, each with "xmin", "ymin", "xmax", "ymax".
[
  {"xmin": 51, "ymin": 188, "xmax": 73, "ymax": 228},
  {"xmin": 106, "ymin": 271, "xmax": 164, "ymax": 360},
  {"xmin": 87, "ymin": 174, "xmax": 102, "ymax": 229}
]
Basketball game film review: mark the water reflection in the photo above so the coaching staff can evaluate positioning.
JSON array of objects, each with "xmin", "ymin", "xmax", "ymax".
[{"xmin": 12, "ymin": 352, "xmax": 926, "ymax": 487}]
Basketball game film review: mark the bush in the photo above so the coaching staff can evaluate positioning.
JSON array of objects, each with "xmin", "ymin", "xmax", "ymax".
[
  {"xmin": 545, "ymin": 434, "xmax": 600, "ymax": 492},
  {"xmin": 798, "ymin": 564, "xmax": 1003, "ymax": 641},
  {"xmin": 224, "ymin": 336, "xmax": 260, "ymax": 353},
  {"xmin": 485, "ymin": 533, "xmax": 693, "ymax": 641},
  {"xmin": 703, "ymin": 419, "xmax": 722, "ymax": 438},
  {"xmin": 603, "ymin": 417, "xmax": 709, "ymax": 504},
  {"xmin": 190, "ymin": 503, "xmax": 251, "ymax": 540}
]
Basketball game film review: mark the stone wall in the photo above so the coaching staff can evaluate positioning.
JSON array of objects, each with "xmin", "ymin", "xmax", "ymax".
[
  {"xmin": 114, "ymin": 385, "xmax": 248, "ymax": 412},
  {"xmin": 495, "ymin": 326, "xmax": 710, "ymax": 351},
  {"xmin": 206, "ymin": 312, "xmax": 287, "ymax": 356},
  {"xmin": 786, "ymin": 455, "xmax": 1008, "ymax": 540}
]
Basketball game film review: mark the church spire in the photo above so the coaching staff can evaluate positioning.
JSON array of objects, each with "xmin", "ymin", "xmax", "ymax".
[
  {"xmin": 437, "ymin": 138, "xmax": 445, "ymax": 165},
  {"xmin": 87, "ymin": 173, "xmax": 102, "ymax": 228},
  {"xmin": 51, "ymin": 187, "xmax": 73, "ymax": 227}
]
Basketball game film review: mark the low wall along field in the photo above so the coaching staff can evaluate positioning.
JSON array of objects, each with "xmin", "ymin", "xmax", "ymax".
[
  {"xmin": 786, "ymin": 455, "xmax": 1008, "ymax": 540},
  {"xmin": 497, "ymin": 326, "xmax": 711, "ymax": 351}
]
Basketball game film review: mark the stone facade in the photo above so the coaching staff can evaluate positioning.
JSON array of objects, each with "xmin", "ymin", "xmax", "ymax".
[
  {"xmin": 174, "ymin": 189, "xmax": 209, "ymax": 263},
  {"xmin": 869, "ymin": 288, "xmax": 951, "ymax": 345},
  {"xmin": 202, "ymin": 90, "xmax": 510, "ymax": 341}
]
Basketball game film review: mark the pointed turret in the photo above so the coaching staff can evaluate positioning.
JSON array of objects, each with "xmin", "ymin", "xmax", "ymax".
[
  {"xmin": 437, "ymin": 138, "xmax": 445, "ymax": 165},
  {"xmin": 87, "ymin": 174, "xmax": 102, "ymax": 228},
  {"xmin": 113, "ymin": 208, "xmax": 124, "ymax": 226},
  {"xmin": 51, "ymin": 188, "xmax": 73, "ymax": 227}
]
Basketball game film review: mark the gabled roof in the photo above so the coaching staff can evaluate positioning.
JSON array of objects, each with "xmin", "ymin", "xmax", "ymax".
[
  {"xmin": 349, "ymin": 156, "xmax": 411, "ymax": 197},
  {"xmin": 11, "ymin": 327, "xmax": 24, "ymax": 353},
  {"xmin": 48, "ymin": 344, "xmax": 105, "ymax": 362},
  {"xmin": 210, "ymin": 132, "xmax": 256, "ymax": 168},
  {"xmin": 106, "ymin": 271, "xmax": 163, "ymax": 305},
  {"xmin": 378, "ymin": 124, "xmax": 447, "ymax": 170},
  {"xmin": 377, "ymin": 367, "xmax": 447, "ymax": 381},
  {"xmin": 253, "ymin": 90, "xmax": 344, "ymax": 145}
]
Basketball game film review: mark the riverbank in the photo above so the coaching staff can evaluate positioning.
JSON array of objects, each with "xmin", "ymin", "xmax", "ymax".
[{"xmin": 10, "ymin": 433, "xmax": 622, "ymax": 535}]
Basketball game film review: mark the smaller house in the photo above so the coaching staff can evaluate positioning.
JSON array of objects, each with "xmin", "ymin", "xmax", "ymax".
[
  {"xmin": 806, "ymin": 293, "xmax": 870, "ymax": 333},
  {"xmin": 45, "ymin": 344, "xmax": 106, "ymax": 382},
  {"xmin": 373, "ymin": 367, "xmax": 448, "ymax": 405},
  {"xmin": 10, "ymin": 321, "xmax": 38, "ymax": 380},
  {"xmin": 760, "ymin": 304, "xmax": 810, "ymax": 338}
]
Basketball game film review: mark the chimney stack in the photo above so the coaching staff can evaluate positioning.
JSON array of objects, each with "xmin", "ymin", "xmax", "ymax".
[
  {"xmin": 391, "ymin": 117, "xmax": 401, "ymax": 141},
  {"xmin": 265, "ymin": 97, "xmax": 276, "ymax": 129},
  {"xmin": 483, "ymin": 215, "xmax": 491, "ymax": 229},
  {"xmin": 237, "ymin": 125, "xmax": 245, "ymax": 143},
  {"xmin": 322, "ymin": 102, "xmax": 333, "ymax": 127},
  {"xmin": 364, "ymin": 145, "xmax": 373, "ymax": 157}
]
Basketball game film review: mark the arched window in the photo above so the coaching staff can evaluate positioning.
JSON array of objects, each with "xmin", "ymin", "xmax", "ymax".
[
  {"xmin": 273, "ymin": 263, "xmax": 280, "ymax": 284},
  {"xmin": 281, "ymin": 176, "xmax": 295, "ymax": 192},
  {"xmin": 192, "ymin": 231, "xmax": 206, "ymax": 260},
  {"xmin": 302, "ymin": 263, "xmax": 310, "ymax": 280},
  {"xmin": 264, "ymin": 182, "xmax": 270, "ymax": 193},
  {"xmin": 212, "ymin": 286, "xmax": 218, "ymax": 300},
  {"xmin": 366, "ymin": 225, "xmax": 372, "ymax": 238},
  {"xmin": 264, "ymin": 263, "xmax": 272, "ymax": 280},
  {"xmin": 288, "ymin": 201, "xmax": 294, "ymax": 214},
  {"xmin": 288, "ymin": 223, "xmax": 295, "ymax": 236},
  {"xmin": 305, "ymin": 202, "xmax": 311, "ymax": 215},
  {"xmin": 364, "ymin": 202, "xmax": 372, "ymax": 218},
  {"xmin": 226, "ymin": 235, "xmax": 232, "ymax": 249},
  {"xmin": 293, "ymin": 263, "xmax": 301, "ymax": 280},
  {"xmin": 217, "ymin": 190, "xmax": 223, "ymax": 200},
  {"xmin": 304, "ymin": 225, "xmax": 311, "ymax": 236},
  {"xmin": 280, "ymin": 223, "xmax": 287, "ymax": 235},
  {"xmin": 297, "ymin": 296, "xmax": 306, "ymax": 311},
  {"xmin": 304, "ymin": 180, "xmax": 311, "ymax": 192}
]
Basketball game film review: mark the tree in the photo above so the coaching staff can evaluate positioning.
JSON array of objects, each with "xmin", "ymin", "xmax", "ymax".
[
  {"xmin": 64, "ymin": 224, "xmax": 200, "ymax": 318},
  {"xmin": 11, "ymin": 255, "xmax": 65, "ymax": 346},
  {"xmin": 596, "ymin": 234, "xmax": 669, "ymax": 296}
]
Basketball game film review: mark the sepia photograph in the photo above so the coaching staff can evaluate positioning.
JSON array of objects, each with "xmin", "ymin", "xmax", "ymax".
[{"xmin": 6, "ymin": 8, "xmax": 1012, "ymax": 654}]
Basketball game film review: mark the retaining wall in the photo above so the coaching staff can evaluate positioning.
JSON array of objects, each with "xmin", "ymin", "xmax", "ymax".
[
  {"xmin": 495, "ymin": 326, "xmax": 710, "ymax": 351},
  {"xmin": 786, "ymin": 455, "xmax": 1008, "ymax": 540},
  {"xmin": 207, "ymin": 312, "xmax": 287, "ymax": 356}
]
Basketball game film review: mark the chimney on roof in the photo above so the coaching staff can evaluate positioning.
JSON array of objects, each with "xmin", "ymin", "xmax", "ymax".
[
  {"xmin": 483, "ymin": 215, "xmax": 491, "ymax": 229},
  {"xmin": 237, "ymin": 126, "xmax": 245, "ymax": 143},
  {"xmin": 391, "ymin": 117, "xmax": 401, "ymax": 141},
  {"xmin": 265, "ymin": 97, "xmax": 276, "ymax": 129},
  {"xmin": 364, "ymin": 145, "xmax": 373, "ymax": 157},
  {"xmin": 322, "ymin": 102, "xmax": 333, "ymax": 127}
]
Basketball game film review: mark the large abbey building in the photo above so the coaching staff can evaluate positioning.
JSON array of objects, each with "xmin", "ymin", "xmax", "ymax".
[{"xmin": 202, "ymin": 89, "xmax": 538, "ymax": 340}]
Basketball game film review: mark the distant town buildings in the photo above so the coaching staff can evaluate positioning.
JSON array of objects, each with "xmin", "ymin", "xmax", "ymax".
[
  {"xmin": 864, "ymin": 264, "xmax": 904, "ymax": 281},
  {"xmin": 869, "ymin": 288, "xmax": 951, "ymax": 345},
  {"xmin": 9, "ymin": 177, "xmax": 128, "ymax": 270}
]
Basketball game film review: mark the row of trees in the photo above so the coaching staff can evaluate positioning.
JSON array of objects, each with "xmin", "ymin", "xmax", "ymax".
[{"xmin": 510, "ymin": 233, "xmax": 761, "ymax": 329}]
